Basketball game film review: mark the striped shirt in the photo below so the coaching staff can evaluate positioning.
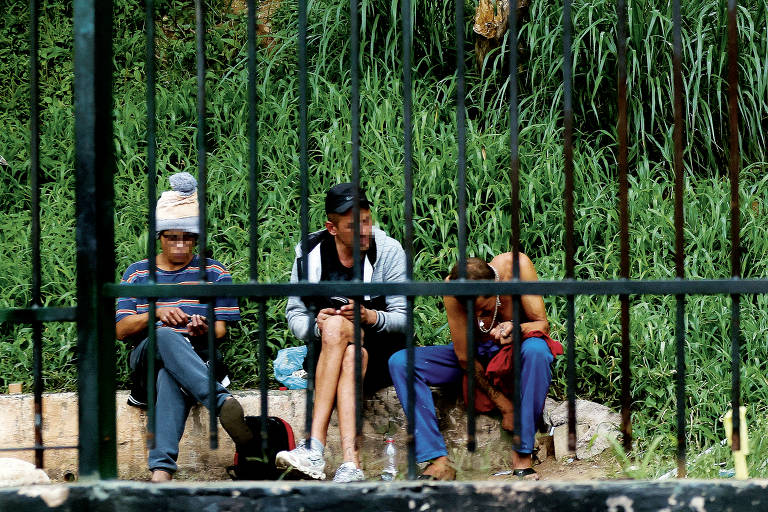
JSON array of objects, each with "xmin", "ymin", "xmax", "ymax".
[{"xmin": 116, "ymin": 255, "xmax": 240, "ymax": 338}]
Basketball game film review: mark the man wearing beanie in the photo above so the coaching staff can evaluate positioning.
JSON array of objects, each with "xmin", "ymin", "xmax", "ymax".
[
  {"xmin": 277, "ymin": 182, "xmax": 407, "ymax": 482},
  {"xmin": 115, "ymin": 172, "xmax": 253, "ymax": 482}
]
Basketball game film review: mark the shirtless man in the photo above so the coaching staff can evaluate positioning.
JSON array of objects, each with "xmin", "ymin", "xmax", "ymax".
[{"xmin": 388, "ymin": 254, "xmax": 561, "ymax": 480}]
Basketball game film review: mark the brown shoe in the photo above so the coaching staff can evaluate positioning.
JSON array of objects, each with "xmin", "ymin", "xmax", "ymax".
[{"xmin": 219, "ymin": 397, "xmax": 254, "ymax": 446}]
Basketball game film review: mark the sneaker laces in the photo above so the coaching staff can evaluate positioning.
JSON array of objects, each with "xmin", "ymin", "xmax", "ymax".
[
  {"xmin": 334, "ymin": 462, "xmax": 364, "ymax": 482},
  {"xmin": 290, "ymin": 440, "xmax": 323, "ymax": 463}
]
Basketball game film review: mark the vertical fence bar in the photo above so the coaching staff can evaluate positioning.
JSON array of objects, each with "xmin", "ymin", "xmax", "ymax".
[
  {"xmin": 144, "ymin": 0, "xmax": 158, "ymax": 451},
  {"xmin": 350, "ymin": 1, "xmax": 361, "ymax": 278},
  {"xmin": 464, "ymin": 298, "xmax": 476, "ymax": 451},
  {"xmin": 727, "ymin": 0, "xmax": 741, "ymax": 452},
  {"xmin": 401, "ymin": 0, "xmax": 417, "ymax": 479},
  {"xmin": 507, "ymin": 0, "xmax": 523, "ymax": 450},
  {"xmin": 193, "ymin": 0, "xmax": 218, "ymax": 450},
  {"xmin": 455, "ymin": 0, "xmax": 467, "ymax": 279},
  {"xmin": 455, "ymin": 0, "xmax": 475, "ymax": 451},
  {"xmin": 674, "ymin": 302, "xmax": 686, "ymax": 472},
  {"xmin": 74, "ymin": 0, "xmax": 117, "ymax": 479},
  {"xmin": 298, "ymin": 0, "xmax": 314, "ymax": 442},
  {"xmin": 29, "ymin": 0, "xmax": 44, "ymax": 470},
  {"xmin": 672, "ymin": 0, "xmax": 687, "ymax": 476},
  {"xmin": 349, "ymin": 0, "xmax": 364, "ymax": 444},
  {"xmin": 29, "ymin": 0, "xmax": 40, "ymax": 309},
  {"xmin": 405, "ymin": 292, "xmax": 415, "ymax": 477},
  {"xmin": 247, "ymin": 0, "xmax": 259, "ymax": 284},
  {"xmin": 562, "ymin": 0, "xmax": 577, "ymax": 454},
  {"xmin": 616, "ymin": 0, "xmax": 632, "ymax": 454},
  {"xmin": 32, "ymin": 320, "xmax": 43, "ymax": 469},
  {"xmin": 246, "ymin": 0, "xmax": 269, "ymax": 454},
  {"xmin": 259, "ymin": 301, "xmax": 269, "ymax": 452}
]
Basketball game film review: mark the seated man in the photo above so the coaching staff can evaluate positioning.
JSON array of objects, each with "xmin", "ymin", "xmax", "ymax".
[
  {"xmin": 116, "ymin": 172, "xmax": 253, "ymax": 482},
  {"xmin": 276, "ymin": 182, "xmax": 407, "ymax": 482},
  {"xmin": 388, "ymin": 254, "xmax": 562, "ymax": 480}
]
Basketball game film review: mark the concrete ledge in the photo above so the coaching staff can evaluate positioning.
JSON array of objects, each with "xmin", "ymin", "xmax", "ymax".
[
  {"xmin": 2, "ymin": 480, "xmax": 768, "ymax": 511},
  {"xmin": 0, "ymin": 387, "xmax": 534, "ymax": 481}
]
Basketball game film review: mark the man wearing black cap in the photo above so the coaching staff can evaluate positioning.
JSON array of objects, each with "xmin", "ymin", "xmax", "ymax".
[{"xmin": 278, "ymin": 182, "xmax": 407, "ymax": 482}]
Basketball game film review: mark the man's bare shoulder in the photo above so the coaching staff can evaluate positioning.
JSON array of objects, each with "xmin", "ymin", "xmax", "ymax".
[{"xmin": 491, "ymin": 252, "xmax": 535, "ymax": 280}]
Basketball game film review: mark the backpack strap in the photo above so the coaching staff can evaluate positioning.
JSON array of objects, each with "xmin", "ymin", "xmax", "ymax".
[{"xmin": 277, "ymin": 417, "xmax": 296, "ymax": 450}]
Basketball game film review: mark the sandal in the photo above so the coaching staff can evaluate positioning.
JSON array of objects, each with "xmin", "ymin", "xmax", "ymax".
[{"xmin": 512, "ymin": 467, "xmax": 539, "ymax": 480}]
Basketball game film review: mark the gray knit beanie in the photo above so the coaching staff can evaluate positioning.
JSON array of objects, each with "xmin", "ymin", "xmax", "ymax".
[{"xmin": 155, "ymin": 172, "xmax": 200, "ymax": 235}]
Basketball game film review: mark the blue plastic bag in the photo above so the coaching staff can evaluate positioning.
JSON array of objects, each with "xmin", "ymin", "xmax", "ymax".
[{"xmin": 273, "ymin": 345, "xmax": 308, "ymax": 389}]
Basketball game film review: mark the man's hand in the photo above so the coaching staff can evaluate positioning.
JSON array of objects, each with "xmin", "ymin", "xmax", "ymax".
[
  {"xmin": 500, "ymin": 408, "xmax": 515, "ymax": 432},
  {"xmin": 187, "ymin": 314, "xmax": 208, "ymax": 337},
  {"xmin": 315, "ymin": 308, "xmax": 338, "ymax": 332},
  {"xmin": 157, "ymin": 307, "xmax": 190, "ymax": 327},
  {"xmin": 490, "ymin": 321, "xmax": 516, "ymax": 345},
  {"xmin": 338, "ymin": 299, "xmax": 376, "ymax": 326}
]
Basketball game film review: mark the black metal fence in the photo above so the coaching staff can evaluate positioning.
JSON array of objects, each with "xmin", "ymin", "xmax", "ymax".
[{"xmin": 0, "ymin": 0, "xmax": 750, "ymax": 482}]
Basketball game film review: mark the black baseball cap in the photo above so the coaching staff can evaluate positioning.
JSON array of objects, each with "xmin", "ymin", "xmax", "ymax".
[{"xmin": 325, "ymin": 182, "xmax": 371, "ymax": 214}]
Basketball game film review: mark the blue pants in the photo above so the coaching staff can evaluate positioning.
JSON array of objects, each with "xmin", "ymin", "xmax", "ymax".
[
  {"xmin": 130, "ymin": 327, "xmax": 231, "ymax": 473},
  {"xmin": 388, "ymin": 338, "xmax": 553, "ymax": 463}
]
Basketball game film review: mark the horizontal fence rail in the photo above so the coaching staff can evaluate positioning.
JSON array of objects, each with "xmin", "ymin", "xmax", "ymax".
[
  {"xmin": 104, "ymin": 280, "xmax": 767, "ymax": 298},
  {"xmin": 0, "ymin": 307, "xmax": 78, "ymax": 323}
]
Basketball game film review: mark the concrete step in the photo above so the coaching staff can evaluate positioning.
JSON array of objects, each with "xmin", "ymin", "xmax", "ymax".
[{"xmin": 0, "ymin": 387, "xmax": 545, "ymax": 481}]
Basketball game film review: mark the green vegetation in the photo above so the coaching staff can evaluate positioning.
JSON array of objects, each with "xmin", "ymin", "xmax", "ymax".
[{"xmin": 0, "ymin": 0, "xmax": 766, "ymax": 477}]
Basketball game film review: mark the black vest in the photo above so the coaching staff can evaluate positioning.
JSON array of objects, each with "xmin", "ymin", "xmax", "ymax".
[{"xmin": 298, "ymin": 231, "xmax": 385, "ymax": 312}]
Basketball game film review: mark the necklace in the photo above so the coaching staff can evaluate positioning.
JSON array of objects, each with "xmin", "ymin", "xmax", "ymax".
[{"xmin": 477, "ymin": 265, "xmax": 501, "ymax": 334}]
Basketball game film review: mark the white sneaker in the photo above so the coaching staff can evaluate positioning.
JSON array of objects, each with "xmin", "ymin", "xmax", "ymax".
[
  {"xmin": 275, "ymin": 441, "xmax": 326, "ymax": 480},
  {"xmin": 333, "ymin": 462, "xmax": 365, "ymax": 483}
]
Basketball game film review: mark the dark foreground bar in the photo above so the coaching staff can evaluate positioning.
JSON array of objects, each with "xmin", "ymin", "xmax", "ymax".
[{"xmin": 3, "ymin": 480, "xmax": 768, "ymax": 511}]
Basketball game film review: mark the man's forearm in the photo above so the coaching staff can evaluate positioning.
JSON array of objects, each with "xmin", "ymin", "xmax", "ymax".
[
  {"xmin": 520, "ymin": 320, "xmax": 549, "ymax": 336},
  {"xmin": 116, "ymin": 313, "xmax": 148, "ymax": 340},
  {"xmin": 470, "ymin": 361, "xmax": 514, "ymax": 412},
  {"xmin": 375, "ymin": 296, "xmax": 407, "ymax": 333},
  {"xmin": 286, "ymin": 297, "xmax": 315, "ymax": 341}
]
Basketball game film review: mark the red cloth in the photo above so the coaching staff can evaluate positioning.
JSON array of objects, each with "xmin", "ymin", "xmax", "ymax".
[{"xmin": 462, "ymin": 330, "xmax": 563, "ymax": 413}]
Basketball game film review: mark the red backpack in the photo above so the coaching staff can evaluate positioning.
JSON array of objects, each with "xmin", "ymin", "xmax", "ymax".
[{"xmin": 228, "ymin": 416, "xmax": 296, "ymax": 480}]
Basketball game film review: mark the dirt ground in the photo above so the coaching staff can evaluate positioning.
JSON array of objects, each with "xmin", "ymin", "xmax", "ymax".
[
  {"xmin": 530, "ymin": 453, "xmax": 621, "ymax": 481},
  {"xmin": 460, "ymin": 452, "xmax": 622, "ymax": 482}
]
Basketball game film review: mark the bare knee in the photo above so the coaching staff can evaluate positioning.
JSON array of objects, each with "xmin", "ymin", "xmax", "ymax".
[
  {"xmin": 341, "ymin": 344, "xmax": 368, "ymax": 374},
  {"xmin": 320, "ymin": 315, "xmax": 353, "ymax": 348}
]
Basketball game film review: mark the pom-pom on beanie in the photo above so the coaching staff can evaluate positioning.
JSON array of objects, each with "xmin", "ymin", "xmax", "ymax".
[{"xmin": 156, "ymin": 172, "xmax": 200, "ymax": 236}]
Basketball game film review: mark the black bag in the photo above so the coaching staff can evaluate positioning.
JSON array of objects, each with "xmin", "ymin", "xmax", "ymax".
[{"xmin": 227, "ymin": 416, "xmax": 296, "ymax": 480}]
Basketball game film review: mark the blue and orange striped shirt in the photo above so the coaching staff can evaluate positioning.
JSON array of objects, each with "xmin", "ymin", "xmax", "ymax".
[{"xmin": 116, "ymin": 255, "xmax": 240, "ymax": 338}]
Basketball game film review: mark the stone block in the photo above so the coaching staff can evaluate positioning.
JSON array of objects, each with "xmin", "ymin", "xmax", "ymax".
[
  {"xmin": 0, "ymin": 389, "xmax": 618, "ymax": 480},
  {"xmin": 547, "ymin": 399, "xmax": 621, "ymax": 460},
  {"xmin": 0, "ymin": 458, "xmax": 50, "ymax": 487}
]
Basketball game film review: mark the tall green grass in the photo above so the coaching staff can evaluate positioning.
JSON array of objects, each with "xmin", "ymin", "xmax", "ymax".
[{"xmin": 0, "ymin": 0, "xmax": 766, "ymax": 470}]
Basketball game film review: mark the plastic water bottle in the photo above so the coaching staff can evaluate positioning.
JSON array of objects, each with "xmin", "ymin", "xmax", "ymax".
[{"xmin": 381, "ymin": 436, "xmax": 397, "ymax": 481}]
